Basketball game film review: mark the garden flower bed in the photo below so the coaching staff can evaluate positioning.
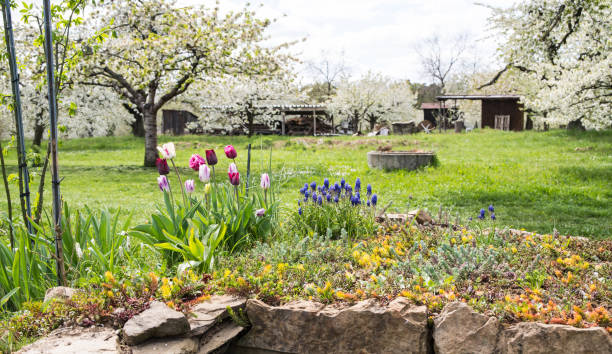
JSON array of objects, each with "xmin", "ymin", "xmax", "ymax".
[{"xmin": 1, "ymin": 141, "xmax": 610, "ymax": 352}]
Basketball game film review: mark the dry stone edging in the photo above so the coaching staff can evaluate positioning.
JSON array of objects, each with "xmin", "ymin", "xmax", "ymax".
[
  {"xmin": 433, "ymin": 301, "xmax": 612, "ymax": 354},
  {"xmin": 17, "ymin": 297, "xmax": 612, "ymax": 354},
  {"xmin": 17, "ymin": 326, "xmax": 119, "ymax": 354},
  {"xmin": 122, "ymin": 301, "xmax": 190, "ymax": 345},
  {"xmin": 234, "ymin": 297, "xmax": 429, "ymax": 354}
]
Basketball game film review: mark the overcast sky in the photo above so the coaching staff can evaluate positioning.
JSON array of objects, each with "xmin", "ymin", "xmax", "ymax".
[{"xmin": 189, "ymin": 0, "xmax": 516, "ymax": 83}]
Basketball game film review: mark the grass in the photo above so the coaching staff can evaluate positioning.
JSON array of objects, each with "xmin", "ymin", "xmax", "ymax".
[{"xmin": 0, "ymin": 128, "xmax": 610, "ymax": 239}]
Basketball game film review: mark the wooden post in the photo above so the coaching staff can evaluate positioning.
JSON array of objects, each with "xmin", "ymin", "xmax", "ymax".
[
  {"xmin": 281, "ymin": 111, "xmax": 286, "ymax": 136},
  {"xmin": 331, "ymin": 114, "xmax": 334, "ymax": 135},
  {"xmin": 312, "ymin": 109, "xmax": 316, "ymax": 136}
]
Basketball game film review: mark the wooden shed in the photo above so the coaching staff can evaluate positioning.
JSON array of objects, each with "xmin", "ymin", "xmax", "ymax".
[
  {"xmin": 162, "ymin": 110, "xmax": 198, "ymax": 135},
  {"xmin": 420, "ymin": 102, "xmax": 454, "ymax": 126},
  {"xmin": 436, "ymin": 95, "xmax": 525, "ymax": 131}
]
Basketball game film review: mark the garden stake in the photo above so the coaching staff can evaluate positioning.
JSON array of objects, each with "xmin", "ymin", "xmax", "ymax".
[
  {"xmin": 0, "ymin": 140, "xmax": 14, "ymax": 248},
  {"xmin": 246, "ymin": 143, "xmax": 251, "ymax": 196},
  {"xmin": 2, "ymin": 0, "xmax": 33, "ymax": 235},
  {"xmin": 43, "ymin": 0, "xmax": 67, "ymax": 286}
]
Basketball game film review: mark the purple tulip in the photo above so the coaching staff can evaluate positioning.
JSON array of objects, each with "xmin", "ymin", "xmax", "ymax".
[
  {"xmin": 255, "ymin": 208, "xmax": 266, "ymax": 217},
  {"xmin": 157, "ymin": 175, "xmax": 169, "ymax": 192},
  {"xmin": 185, "ymin": 179, "xmax": 195, "ymax": 193},
  {"xmin": 224, "ymin": 145, "xmax": 237, "ymax": 159},
  {"xmin": 205, "ymin": 149, "xmax": 218, "ymax": 165},
  {"xmin": 156, "ymin": 158, "xmax": 170, "ymax": 175}
]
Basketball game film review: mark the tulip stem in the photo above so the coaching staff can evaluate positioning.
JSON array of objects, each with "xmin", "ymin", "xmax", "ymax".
[
  {"xmin": 234, "ymin": 185, "xmax": 240, "ymax": 208},
  {"xmin": 170, "ymin": 159, "xmax": 187, "ymax": 206}
]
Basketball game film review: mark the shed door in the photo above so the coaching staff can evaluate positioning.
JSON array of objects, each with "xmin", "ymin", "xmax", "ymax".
[{"xmin": 494, "ymin": 115, "xmax": 510, "ymax": 131}]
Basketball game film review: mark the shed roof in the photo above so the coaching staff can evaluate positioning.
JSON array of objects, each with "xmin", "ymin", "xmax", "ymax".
[
  {"xmin": 436, "ymin": 95, "xmax": 521, "ymax": 101},
  {"xmin": 420, "ymin": 102, "xmax": 454, "ymax": 110}
]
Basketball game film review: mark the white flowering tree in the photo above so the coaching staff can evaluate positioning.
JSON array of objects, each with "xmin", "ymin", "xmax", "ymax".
[
  {"xmin": 194, "ymin": 75, "xmax": 303, "ymax": 136},
  {"xmin": 81, "ymin": 0, "xmax": 292, "ymax": 166},
  {"xmin": 329, "ymin": 72, "xmax": 417, "ymax": 131},
  {"xmin": 486, "ymin": 0, "xmax": 611, "ymax": 129}
]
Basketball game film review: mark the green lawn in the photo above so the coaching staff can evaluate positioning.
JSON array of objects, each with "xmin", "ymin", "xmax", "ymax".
[{"xmin": 1, "ymin": 129, "xmax": 611, "ymax": 239}]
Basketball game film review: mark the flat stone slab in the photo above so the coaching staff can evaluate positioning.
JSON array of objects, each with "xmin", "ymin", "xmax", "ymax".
[
  {"xmin": 132, "ymin": 336, "xmax": 199, "ymax": 354},
  {"xmin": 199, "ymin": 320, "xmax": 245, "ymax": 354},
  {"xmin": 123, "ymin": 301, "xmax": 190, "ymax": 345},
  {"xmin": 238, "ymin": 297, "xmax": 429, "ymax": 354},
  {"xmin": 17, "ymin": 326, "xmax": 119, "ymax": 354},
  {"xmin": 189, "ymin": 295, "xmax": 247, "ymax": 336}
]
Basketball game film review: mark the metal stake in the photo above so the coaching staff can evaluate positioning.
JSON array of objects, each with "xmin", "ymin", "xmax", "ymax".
[
  {"xmin": 2, "ymin": 0, "xmax": 33, "ymax": 235},
  {"xmin": 43, "ymin": 0, "xmax": 66, "ymax": 286}
]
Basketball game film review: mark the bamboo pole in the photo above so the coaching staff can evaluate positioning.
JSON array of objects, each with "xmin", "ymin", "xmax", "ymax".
[
  {"xmin": 2, "ymin": 0, "xmax": 33, "ymax": 235},
  {"xmin": 42, "ymin": 0, "xmax": 66, "ymax": 286}
]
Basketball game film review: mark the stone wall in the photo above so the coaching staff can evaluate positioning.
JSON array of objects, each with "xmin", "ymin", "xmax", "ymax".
[{"xmin": 18, "ymin": 291, "xmax": 612, "ymax": 354}]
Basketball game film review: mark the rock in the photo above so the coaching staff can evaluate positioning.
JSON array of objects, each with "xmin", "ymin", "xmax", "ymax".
[
  {"xmin": 433, "ymin": 302, "xmax": 500, "ymax": 354},
  {"xmin": 44, "ymin": 286, "xmax": 77, "ymax": 303},
  {"xmin": 367, "ymin": 151, "xmax": 435, "ymax": 171},
  {"xmin": 189, "ymin": 295, "xmax": 246, "ymax": 336},
  {"xmin": 199, "ymin": 320, "xmax": 245, "ymax": 354},
  {"xmin": 132, "ymin": 337, "xmax": 199, "ymax": 354},
  {"xmin": 408, "ymin": 209, "xmax": 433, "ymax": 224},
  {"xmin": 123, "ymin": 301, "xmax": 190, "ymax": 345},
  {"xmin": 17, "ymin": 326, "xmax": 119, "ymax": 353},
  {"xmin": 237, "ymin": 297, "xmax": 428, "ymax": 354},
  {"xmin": 498, "ymin": 322, "xmax": 612, "ymax": 354}
]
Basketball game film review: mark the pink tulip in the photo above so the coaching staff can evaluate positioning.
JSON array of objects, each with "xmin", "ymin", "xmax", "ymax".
[
  {"xmin": 260, "ymin": 173, "xmax": 270, "ymax": 190},
  {"xmin": 157, "ymin": 143, "xmax": 176, "ymax": 159},
  {"xmin": 199, "ymin": 164, "xmax": 210, "ymax": 183},
  {"xmin": 157, "ymin": 175, "xmax": 169, "ymax": 191},
  {"xmin": 189, "ymin": 154, "xmax": 205, "ymax": 171},
  {"xmin": 185, "ymin": 179, "xmax": 195, "ymax": 193},
  {"xmin": 224, "ymin": 145, "xmax": 237, "ymax": 159},
  {"xmin": 255, "ymin": 208, "xmax": 265, "ymax": 217}
]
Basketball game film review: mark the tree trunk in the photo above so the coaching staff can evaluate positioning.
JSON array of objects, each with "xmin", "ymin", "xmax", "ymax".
[
  {"xmin": 143, "ymin": 109, "xmax": 158, "ymax": 167},
  {"xmin": 369, "ymin": 117, "xmax": 377, "ymax": 130},
  {"xmin": 33, "ymin": 119, "xmax": 45, "ymax": 147},
  {"xmin": 123, "ymin": 103, "xmax": 145, "ymax": 137}
]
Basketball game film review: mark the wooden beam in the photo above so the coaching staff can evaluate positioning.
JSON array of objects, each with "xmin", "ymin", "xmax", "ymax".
[
  {"xmin": 313, "ymin": 110, "xmax": 316, "ymax": 136},
  {"xmin": 281, "ymin": 111, "xmax": 286, "ymax": 136}
]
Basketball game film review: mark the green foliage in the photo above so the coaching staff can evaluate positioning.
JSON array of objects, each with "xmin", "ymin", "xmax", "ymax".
[
  {"xmin": 227, "ymin": 306, "xmax": 250, "ymax": 327},
  {"xmin": 289, "ymin": 199, "xmax": 375, "ymax": 240},
  {"xmin": 414, "ymin": 243, "xmax": 510, "ymax": 286}
]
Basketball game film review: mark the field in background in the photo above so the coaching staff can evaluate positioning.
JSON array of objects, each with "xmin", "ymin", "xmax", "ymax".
[{"xmin": 1, "ymin": 129, "xmax": 610, "ymax": 239}]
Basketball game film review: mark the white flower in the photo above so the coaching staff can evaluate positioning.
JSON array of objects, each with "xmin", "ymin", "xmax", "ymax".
[
  {"xmin": 75, "ymin": 242, "xmax": 83, "ymax": 258},
  {"xmin": 157, "ymin": 142, "xmax": 176, "ymax": 159},
  {"xmin": 199, "ymin": 164, "xmax": 210, "ymax": 183}
]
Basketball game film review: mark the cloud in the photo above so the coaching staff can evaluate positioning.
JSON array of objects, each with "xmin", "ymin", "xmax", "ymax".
[{"xmin": 185, "ymin": 0, "xmax": 515, "ymax": 82}]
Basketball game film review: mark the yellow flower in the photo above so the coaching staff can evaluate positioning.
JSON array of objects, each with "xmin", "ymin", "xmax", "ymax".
[
  {"xmin": 104, "ymin": 271, "xmax": 115, "ymax": 284},
  {"xmin": 204, "ymin": 183, "xmax": 211, "ymax": 194},
  {"xmin": 106, "ymin": 290, "xmax": 114, "ymax": 298},
  {"xmin": 262, "ymin": 264, "xmax": 272, "ymax": 275},
  {"xmin": 511, "ymin": 247, "xmax": 517, "ymax": 254},
  {"xmin": 296, "ymin": 264, "xmax": 305, "ymax": 272},
  {"xmin": 161, "ymin": 284, "xmax": 172, "ymax": 299}
]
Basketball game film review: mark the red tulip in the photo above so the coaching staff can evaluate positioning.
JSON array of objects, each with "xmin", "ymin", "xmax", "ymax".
[
  {"xmin": 156, "ymin": 158, "xmax": 170, "ymax": 175},
  {"xmin": 205, "ymin": 149, "xmax": 218, "ymax": 165}
]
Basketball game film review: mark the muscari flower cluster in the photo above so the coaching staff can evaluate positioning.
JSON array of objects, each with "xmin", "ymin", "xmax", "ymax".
[
  {"xmin": 297, "ymin": 177, "xmax": 378, "ymax": 213},
  {"xmin": 477, "ymin": 205, "xmax": 496, "ymax": 220}
]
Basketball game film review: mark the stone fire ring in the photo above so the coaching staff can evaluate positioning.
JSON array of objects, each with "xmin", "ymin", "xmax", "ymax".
[{"xmin": 367, "ymin": 151, "xmax": 435, "ymax": 171}]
